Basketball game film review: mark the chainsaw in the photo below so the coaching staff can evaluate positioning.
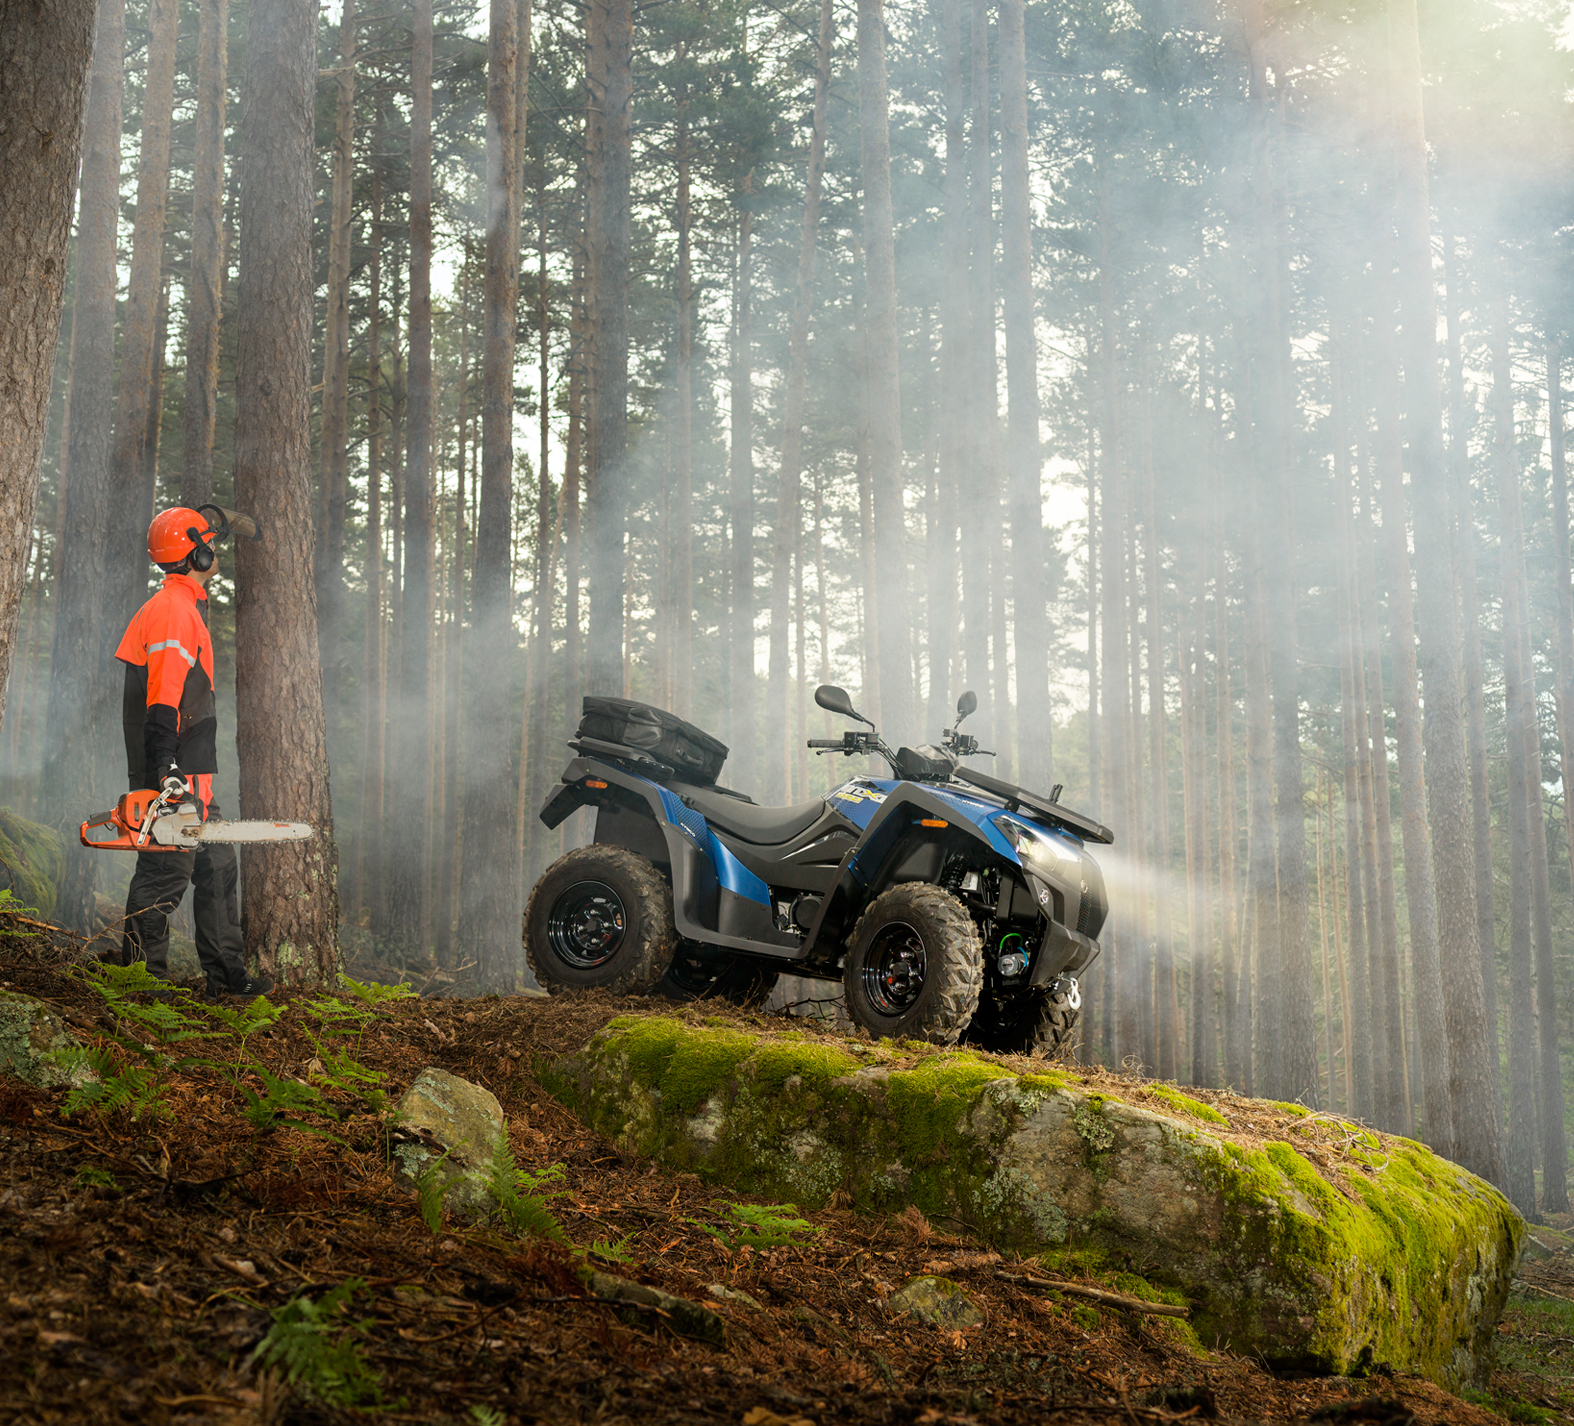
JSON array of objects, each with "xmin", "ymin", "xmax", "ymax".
[{"xmin": 80, "ymin": 776, "xmax": 314, "ymax": 852}]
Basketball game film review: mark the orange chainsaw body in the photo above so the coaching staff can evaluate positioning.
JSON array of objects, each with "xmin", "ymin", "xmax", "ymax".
[{"xmin": 80, "ymin": 790, "xmax": 188, "ymax": 852}]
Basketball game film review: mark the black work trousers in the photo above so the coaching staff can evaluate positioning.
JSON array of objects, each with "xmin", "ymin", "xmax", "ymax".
[{"xmin": 120, "ymin": 802, "xmax": 246, "ymax": 990}]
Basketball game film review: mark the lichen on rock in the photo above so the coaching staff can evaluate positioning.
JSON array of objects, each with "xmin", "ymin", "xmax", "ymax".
[
  {"xmin": 548, "ymin": 1014, "xmax": 1524, "ymax": 1390},
  {"xmin": 0, "ymin": 991, "xmax": 92, "ymax": 1090},
  {"xmin": 391, "ymin": 1066, "xmax": 506, "ymax": 1221},
  {"xmin": 887, "ymin": 1275, "xmax": 983, "ymax": 1329}
]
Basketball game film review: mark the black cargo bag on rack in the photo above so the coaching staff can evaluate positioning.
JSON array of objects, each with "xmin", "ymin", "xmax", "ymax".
[{"xmin": 576, "ymin": 696, "xmax": 729, "ymax": 785}]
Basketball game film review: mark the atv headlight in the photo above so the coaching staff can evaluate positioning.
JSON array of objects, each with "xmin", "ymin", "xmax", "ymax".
[{"xmin": 995, "ymin": 814, "xmax": 1077, "ymax": 876}]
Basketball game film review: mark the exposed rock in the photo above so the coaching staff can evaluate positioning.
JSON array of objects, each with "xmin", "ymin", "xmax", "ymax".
[
  {"xmin": 585, "ymin": 1270, "xmax": 726, "ymax": 1344},
  {"xmin": 0, "ymin": 991, "xmax": 92, "ymax": 1089},
  {"xmin": 391, "ymin": 1067, "xmax": 506, "ymax": 1221},
  {"xmin": 887, "ymin": 1275, "xmax": 983, "ymax": 1329},
  {"xmin": 546, "ymin": 1015, "xmax": 1525, "ymax": 1390}
]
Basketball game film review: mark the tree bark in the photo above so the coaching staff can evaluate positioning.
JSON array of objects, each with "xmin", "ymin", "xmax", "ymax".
[
  {"xmin": 858, "ymin": 0, "xmax": 913, "ymax": 743},
  {"xmin": 671, "ymin": 60, "xmax": 694, "ymax": 720},
  {"xmin": 1371, "ymin": 234, "xmax": 1444, "ymax": 1148},
  {"xmin": 389, "ymin": 0, "xmax": 435, "ymax": 957},
  {"xmin": 316, "ymin": 0, "xmax": 356, "ymax": 752},
  {"xmin": 960, "ymin": 0, "xmax": 995, "ymax": 751},
  {"xmin": 108, "ymin": 0, "xmax": 178, "ymax": 619},
  {"xmin": 584, "ymin": 0, "xmax": 631, "ymax": 696},
  {"xmin": 39, "ymin": 0, "xmax": 122, "ymax": 932},
  {"xmin": 1543, "ymin": 340, "xmax": 1573, "ymax": 1213},
  {"xmin": 1387, "ymin": 0, "xmax": 1501, "ymax": 1185},
  {"xmin": 0, "ymin": 0, "xmax": 95, "ymax": 732},
  {"xmin": 1331, "ymin": 335, "xmax": 1373, "ymax": 1120},
  {"xmin": 181, "ymin": 0, "xmax": 227, "ymax": 510},
  {"xmin": 999, "ymin": 0, "xmax": 1049, "ymax": 790},
  {"xmin": 233, "ymin": 0, "xmax": 339, "ymax": 984},
  {"xmin": 768, "ymin": 0, "xmax": 834, "ymax": 795},
  {"xmin": 357, "ymin": 161, "xmax": 385, "ymax": 931},
  {"xmin": 729, "ymin": 208, "xmax": 755, "ymax": 783},
  {"xmin": 1495, "ymin": 297, "xmax": 1538, "ymax": 1216},
  {"xmin": 1213, "ymin": 474, "xmax": 1242, "ymax": 1090},
  {"xmin": 1442, "ymin": 229, "xmax": 1498, "ymax": 1111},
  {"xmin": 458, "ymin": 0, "xmax": 520, "ymax": 984}
]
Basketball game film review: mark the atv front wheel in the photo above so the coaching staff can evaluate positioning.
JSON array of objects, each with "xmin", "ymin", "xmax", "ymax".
[
  {"xmin": 963, "ymin": 977, "xmax": 1081, "ymax": 1058},
  {"xmin": 842, "ymin": 883, "xmax": 982, "ymax": 1045},
  {"xmin": 658, "ymin": 948, "xmax": 779, "ymax": 1008},
  {"xmin": 524, "ymin": 846, "xmax": 677, "ymax": 994}
]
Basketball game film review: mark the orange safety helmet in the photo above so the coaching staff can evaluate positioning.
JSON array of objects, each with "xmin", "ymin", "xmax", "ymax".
[{"xmin": 147, "ymin": 507, "xmax": 217, "ymax": 572}]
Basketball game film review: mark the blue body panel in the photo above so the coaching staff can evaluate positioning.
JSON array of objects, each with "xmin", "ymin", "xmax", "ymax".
[{"xmin": 654, "ymin": 786, "xmax": 772, "ymax": 906}]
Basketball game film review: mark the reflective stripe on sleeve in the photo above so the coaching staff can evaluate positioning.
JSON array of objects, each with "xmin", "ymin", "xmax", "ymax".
[{"xmin": 146, "ymin": 638, "xmax": 198, "ymax": 667}]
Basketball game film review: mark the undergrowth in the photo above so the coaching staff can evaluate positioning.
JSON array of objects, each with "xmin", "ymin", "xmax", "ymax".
[{"xmin": 253, "ymin": 1279, "xmax": 387, "ymax": 1408}]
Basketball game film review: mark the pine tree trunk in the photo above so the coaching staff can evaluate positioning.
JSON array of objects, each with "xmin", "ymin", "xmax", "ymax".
[
  {"xmin": 316, "ymin": 0, "xmax": 356, "ymax": 755},
  {"xmin": 1331, "ymin": 335, "xmax": 1373, "ymax": 1119},
  {"xmin": 1372, "ymin": 240, "xmax": 1447, "ymax": 1149},
  {"xmin": 233, "ymin": 0, "xmax": 339, "ymax": 983},
  {"xmin": 1357, "ymin": 449, "xmax": 1404, "ymax": 1131},
  {"xmin": 999, "ymin": 0, "xmax": 1049, "ymax": 788},
  {"xmin": 1544, "ymin": 340, "xmax": 1573, "ymax": 1212},
  {"xmin": 106, "ymin": 0, "xmax": 178, "ymax": 623},
  {"xmin": 458, "ymin": 0, "xmax": 520, "ymax": 982},
  {"xmin": 960, "ymin": 0, "xmax": 994, "ymax": 750},
  {"xmin": 0, "ymin": 0, "xmax": 94, "ymax": 733},
  {"xmin": 767, "ymin": 0, "xmax": 834, "ymax": 794},
  {"xmin": 1183, "ymin": 520, "xmax": 1214, "ymax": 1087},
  {"xmin": 858, "ymin": 0, "xmax": 912, "ymax": 741},
  {"xmin": 1139, "ymin": 357, "xmax": 1174, "ymax": 1079},
  {"xmin": 389, "ymin": 0, "xmax": 436, "ymax": 958},
  {"xmin": 729, "ymin": 209, "xmax": 756, "ymax": 785},
  {"xmin": 357, "ymin": 163, "xmax": 385, "ymax": 931},
  {"xmin": 1213, "ymin": 476, "xmax": 1243, "ymax": 1090},
  {"xmin": 671, "ymin": 80, "xmax": 694, "ymax": 720},
  {"xmin": 181, "ymin": 0, "xmax": 227, "ymax": 509},
  {"xmin": 1495, "ymin": 297, "xmax": 1538, "ymax": 1216},
  {"xmin": 584, "ymin": 0, "xmax": 632, "ymax": 696},
  {"xmin": 1241, "ymin": 398, "xmax": 1275, "ymax": 1102},
  {"xmin": 1443, "ymin": 230, "xmax": 1499, "ymax": 1110},
  {"xmin": 39, "ymin": 0, "xmax": 123, "ymax": 932},
  {"xmin": 1387, "ymin": 0, "xmax": 1501, "ymax": 1185}
]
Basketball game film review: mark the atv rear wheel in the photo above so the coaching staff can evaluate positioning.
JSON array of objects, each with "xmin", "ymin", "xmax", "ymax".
[
  {"xmin": 524, "ymin": 846, "xmax": 677, "ymax": 995},
  {"xmin": 963, "ymin": 977, "xmax": 1081, "ymax": 1058},
  {"xmin": 842, "ymin": 883, "xmax": 982, "ymax": 1045},
  {"xmin": 658, "ymin": 948, "xmax": 779, "ymax": 1008}
]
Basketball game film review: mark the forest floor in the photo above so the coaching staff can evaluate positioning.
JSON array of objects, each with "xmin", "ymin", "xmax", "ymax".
[{"xmin": 0, "ymin": 908, "xmax": 1563, "ymax": 1426}]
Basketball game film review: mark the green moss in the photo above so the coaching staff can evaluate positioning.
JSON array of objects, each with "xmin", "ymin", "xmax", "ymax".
[
  {"xmin": 0, "ymin": 808, "xmax": 63, "ymax": 921},
  {"xmin": 1070, "ymin": 1305, "xmax": 1100, "ymax": 1331},
  {"xmin": 550, "ymin": 1015, "xmax": 1525, "ymax": 1391},
  {"xmin": 1145, "ymin": 1084, "xmax": 1228, "ymax": 1126}
]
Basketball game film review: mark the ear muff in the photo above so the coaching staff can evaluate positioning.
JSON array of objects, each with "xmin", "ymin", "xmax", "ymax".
[{"xmin": 186, "ymin": 527, "xmax": 216, "ymax": 572}]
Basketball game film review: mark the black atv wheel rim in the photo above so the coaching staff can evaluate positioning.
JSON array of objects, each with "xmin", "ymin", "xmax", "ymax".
[
  {"xmin": 545, "ymin": 880, "xmax": 628, "ymax": 969},
  {"xmin": 862, "ymin": 921, "xmax": 926, "ymax": 1016},
  {"xmin": 667, "ymin": 952, "xmax": 719, "ymax": 996}
]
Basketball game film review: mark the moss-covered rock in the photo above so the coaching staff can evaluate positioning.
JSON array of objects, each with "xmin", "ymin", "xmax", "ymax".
[
  {"xmin": 0, "ymin": 808, "xmax": 63, "ymax": 922},
  {"xmin": 548, "ymin": 1015, "xmax": 1523, "ymax": 1390},
  {"xmin": 391, "ymin": 1067, "xmax": 506, "ymax": 1221},
  {"xmin": 0, "ymin": 991, "xmax": 91, "ymax": 1089},
  {"xmin": 887, "ymin": 1275, "xmax": 983, "ymax": 1329}
]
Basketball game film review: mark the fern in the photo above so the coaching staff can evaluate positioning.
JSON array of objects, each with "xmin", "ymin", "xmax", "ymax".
[
  {"xmin": 414, "ymin": 1151, "xmax": 455, "ymax": 1233},
  {"xmin": 338, "ymin": 974, "xmax": 416, "ymax": 1006},
  {"xmin": 252, "ymin": 1280, "xmax": 383, "ymax": 1407},
  {"xmin": 485, "ymin": 1136, "xmax": 566, "ymax": 1242},
  {"xmin": 583, "ymin": 1232, "xmax": 637, "ymax": 1266},
  {"xmin": 691, "ymin": 1202, "xmax": 818, "ymax": 1254},
  {"xmin": 467, "ymin": 1406, "xmax": 507, "ymax": 1426},
  {"xmin": 239, "ymin": 1069, "xmax": 343, "ymax": 1142}
]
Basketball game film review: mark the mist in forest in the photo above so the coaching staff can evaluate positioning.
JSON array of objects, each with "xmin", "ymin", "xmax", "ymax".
[{"xmin": 0, "ymin": 0, "xmax": 1571, "ymax": 1207}]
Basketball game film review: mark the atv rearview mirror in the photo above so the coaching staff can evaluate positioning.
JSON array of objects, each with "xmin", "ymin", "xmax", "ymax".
[
  {"xmin": 955, "ymin": 691, "xmax": 977, "ymax": 722},
  {"xmin": 815, "ymin": 684, "xmax": 861, "ymax": 721}
]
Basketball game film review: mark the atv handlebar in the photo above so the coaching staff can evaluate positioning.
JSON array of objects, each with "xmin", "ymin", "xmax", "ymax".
[{"xmin": 807, "ymin": 739, "xmax": 842, "ymax": 749}]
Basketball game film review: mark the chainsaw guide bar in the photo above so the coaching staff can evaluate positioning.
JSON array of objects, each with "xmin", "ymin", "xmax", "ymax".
[{"xmin": 80, "ymin": 790, "xmax": 315, "ymax": 852}]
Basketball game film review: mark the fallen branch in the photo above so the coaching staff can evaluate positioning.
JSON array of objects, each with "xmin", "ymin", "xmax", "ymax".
[{"xmin": 996, "ymin": 1270, "xmax": 1190, "ymax": 1318}]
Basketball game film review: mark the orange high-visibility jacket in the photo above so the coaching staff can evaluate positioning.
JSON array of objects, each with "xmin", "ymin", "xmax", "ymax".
[{"xmin": 115, "ymin": 573, "xmax": 218, "ymax": 803}]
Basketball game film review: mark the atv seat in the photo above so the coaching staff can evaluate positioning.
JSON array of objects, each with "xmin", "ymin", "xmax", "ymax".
[{"xmin": 681, "ymin": 787, "xmax": 825, "ymax": 846}]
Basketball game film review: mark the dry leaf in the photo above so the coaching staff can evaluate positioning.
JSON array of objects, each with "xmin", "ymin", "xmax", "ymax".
[
  {"xmin": 37, "ymin": 1330, "xmax": 81, "ymax": 1345},
  {"xmin": 741, "ymin": 1407, "xmax": 816, "ymax": 1426}
]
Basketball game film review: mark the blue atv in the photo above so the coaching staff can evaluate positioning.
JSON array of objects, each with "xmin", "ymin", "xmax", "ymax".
[{"xmin": 525, "ymin": 686, "xmax": 1112, "ymax": 1052}]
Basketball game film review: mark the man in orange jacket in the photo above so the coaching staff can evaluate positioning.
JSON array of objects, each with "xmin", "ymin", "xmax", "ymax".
[{"xmin": 117, "ymin": 507, "xmax": 273, "ymax": 1001}]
